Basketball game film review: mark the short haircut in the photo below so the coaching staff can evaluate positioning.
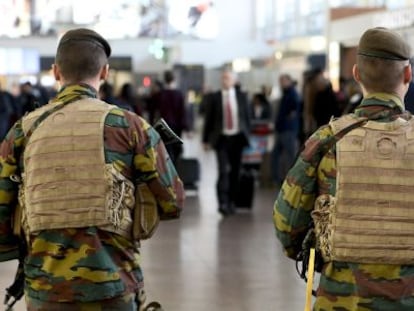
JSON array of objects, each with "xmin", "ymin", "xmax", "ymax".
[
  {"xmin": 55, "ymin": 40, "xmax": 108, "ymax": 82},
  {"xmin": 253, "ymin": 93, "xmax": 268, "ymax": 105},
  {"xmin": 356, "ymin": 55, "xmax": 408, "ymax": 93},
  {"xmin": 164, "ymin": 70, "xmax": 175, "ymax": 84},
  {"xmin": 279, "ymin": 73, "xmax": 292, "ymax": 81}
]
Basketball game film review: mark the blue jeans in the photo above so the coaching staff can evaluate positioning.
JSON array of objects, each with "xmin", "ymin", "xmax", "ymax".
[{"xmin": 271, "ymin": 131, "xmax": 298, "ymax": 185}]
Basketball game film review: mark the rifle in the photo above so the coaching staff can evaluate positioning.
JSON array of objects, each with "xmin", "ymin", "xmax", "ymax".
[
  {"xmin": 153, "ymin": 118, "xmax": 183, "ymax": 146},
  {"xmin": 295, "ymin": 227, "xmax": 324, "ymax": 296},
  {"xmin": 4, "ymin": 239, "xmax": 26, "ymax": 311}
]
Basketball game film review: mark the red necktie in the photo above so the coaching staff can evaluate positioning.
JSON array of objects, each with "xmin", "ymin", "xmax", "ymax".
[{"xmin": 225, "ymin": 95, "xmax": 233, "ymax": 130}]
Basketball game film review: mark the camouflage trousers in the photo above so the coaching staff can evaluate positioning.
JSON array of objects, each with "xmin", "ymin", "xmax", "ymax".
[{"xmin": 26, "ymin": 293, "xmax": 139, "ymax": 311}]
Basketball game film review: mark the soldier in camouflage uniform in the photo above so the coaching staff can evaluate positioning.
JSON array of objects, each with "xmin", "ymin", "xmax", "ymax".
[
  {"xmin": 274, "ymin": 27, "xmax": 414, "ymax": 310},
  {"xmin": 0, "ymin": 28, "xmax": 184, "ymax": 310}
]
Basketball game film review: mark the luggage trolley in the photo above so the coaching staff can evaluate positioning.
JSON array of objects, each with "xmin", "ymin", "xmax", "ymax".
[{"xmin": 235, "ymin": 121, "xmax": 272, "ymax": 209}]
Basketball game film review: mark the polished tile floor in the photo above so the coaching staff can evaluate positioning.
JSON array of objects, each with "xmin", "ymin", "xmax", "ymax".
[{"xmin": 0, "ymin": 126, "xmax": 308, "ymax": 311}]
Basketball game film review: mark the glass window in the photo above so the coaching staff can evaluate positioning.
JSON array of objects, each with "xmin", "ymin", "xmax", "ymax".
[
  {"xmin": 299, "ymin": 0, "xmax": 312, "ymax": 15},
  {"xmin": 329, "ymin": 0, "xmax": 358, "ymax": 7},
  {"xmin": 276, "ymin": 1, "xmax": 295, "ymax": 22},
  {"xmin": 256, "ymin": 0, "xmax": 275, "ymax": 29},
  {"xmin": 298, "ymin": 0, "xmax": 325, "ymax": 15},
  {"xmin": 386, "ymin": 0, "xmax": 409, "ymax": 9}
]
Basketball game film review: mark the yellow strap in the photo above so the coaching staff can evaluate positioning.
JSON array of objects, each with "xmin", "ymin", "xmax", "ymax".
[{"xmin": 304, "ymin": 248, "xmax": 315, "ymax": 311}]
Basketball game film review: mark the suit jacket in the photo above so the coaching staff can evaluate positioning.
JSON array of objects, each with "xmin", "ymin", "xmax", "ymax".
[{"xmin": 202, "ymin": 89, "xmax": 251, "ymax": 148}]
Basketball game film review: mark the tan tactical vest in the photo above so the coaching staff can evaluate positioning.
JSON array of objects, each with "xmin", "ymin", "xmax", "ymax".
[
  {"xmin": 20, "ymin": 98, "xmax": 134, "ymax": 238},
  {"xmin": 313, "ymin": 114, "xmax": 414, "ymax": 264}
]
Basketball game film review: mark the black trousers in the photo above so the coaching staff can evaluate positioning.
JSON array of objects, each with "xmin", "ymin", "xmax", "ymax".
[{"xmin": 214, "ymin": 133, "xmax": 245, "ymax": 209}]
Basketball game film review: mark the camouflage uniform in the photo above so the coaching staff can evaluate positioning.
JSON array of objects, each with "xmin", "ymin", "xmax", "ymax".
[
  {"xmin": 0, "ymin": 84, "xmax": 184, "ymax": 309},
  {"xmin": 274, "ymin": 93, "xmax": 414, "ymax": 310}
]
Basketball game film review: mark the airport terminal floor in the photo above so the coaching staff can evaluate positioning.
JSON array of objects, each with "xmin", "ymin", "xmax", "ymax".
[{"xmin": 0, "ymin": 121, "xmax": 308, "ymax": 311}]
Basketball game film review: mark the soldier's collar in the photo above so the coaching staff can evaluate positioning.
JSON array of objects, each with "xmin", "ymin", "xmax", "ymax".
[
  {"xmin": 363, "ymin": 92, "xmax": 404, "ymax": 112},
  {"xmin": 52, "ymin": 83, "xmax": 97, "ymax": 105}
]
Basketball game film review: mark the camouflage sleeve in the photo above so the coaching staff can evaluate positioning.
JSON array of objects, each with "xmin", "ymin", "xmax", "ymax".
[
  {"xmin": 131, "ymin": 116, "xmax": 184, "ymax": 220},
  {"xmin": 273, "ymin": 125, "xmax": 334, "ymax": 259},
  {"xmin": 0, "ymin": 121, "xmax": 24, "ymax": 261}
]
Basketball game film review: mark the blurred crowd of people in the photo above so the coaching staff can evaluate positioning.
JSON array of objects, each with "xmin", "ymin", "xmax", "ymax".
[
  {"xmin": 208, "ymin": 68, "xmax": 367, "ymax": 188},
  {"xmin": 0, "ymin": 65, "xmax": 402, "ymax": 189},
  {"xmin": 3, "ymin": 64, "xmax": 414, "ymax": 220},
  {"xmin": 0, "ymin": 81, "xmax": 57, "ymax": 141}
]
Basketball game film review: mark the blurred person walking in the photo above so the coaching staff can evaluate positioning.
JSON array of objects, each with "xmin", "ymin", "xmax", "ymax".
[
  {"xmin": 0, "ymin": 85, "xmax": 17, "ymax": 141},
  {"xmin": 271, "ymin": 74, "xmax": 301, "ymax": 187},
  {"xmin": 149, "ymin": 70, "xmax": 187, "ymax": 165},
  {"xmin": 98, "ymin": 81, "xmax": 119, "ymax": 105},
  {"xmin": 202, "ymin": 69, "xmax": 250, "ymax": 216},
  {"xmin": 302, "ymin": 68, "xmax": 341, "ymax": 137},
  {"xmin": 250, "ymin": 93, "xmax": 272, "ymax": 121},
  {"xmin": 17, "ymin": 82, "xmax": 41, "ymax": 116},
  {"xmin": 117, "ymin": 82, "xmax": 142, "ymax": 115}
]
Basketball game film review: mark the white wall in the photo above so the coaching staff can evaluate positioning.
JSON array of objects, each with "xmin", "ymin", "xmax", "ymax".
[{"xmin": 0, "ymin": 0, "xmax": 272, "ymax": 73}]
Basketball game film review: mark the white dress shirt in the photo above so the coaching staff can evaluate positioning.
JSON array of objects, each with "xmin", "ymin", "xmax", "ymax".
[{"xmin": 222, "ymin": 88, "xmax": 239, "ymax": 135}]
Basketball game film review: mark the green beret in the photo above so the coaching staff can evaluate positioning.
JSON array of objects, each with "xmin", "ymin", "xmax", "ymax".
[
  {"xmin": 358, "ymin": 27, "xmax": 411, "ymax": 61},
  {"xmin": 57, "ymin": 28, "xmax": 111, "ymax": 57}
]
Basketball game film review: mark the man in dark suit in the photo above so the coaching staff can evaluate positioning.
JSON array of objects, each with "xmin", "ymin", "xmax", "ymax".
[{"xmin": 202, "ymin": 69, "xmax": 251, "ymax": 216}]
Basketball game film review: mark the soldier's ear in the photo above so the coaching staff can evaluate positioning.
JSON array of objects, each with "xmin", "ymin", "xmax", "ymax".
[
  {"xmin": 352, "ymin": 64, "xmax": 360, "ymax": 83},
  {"xmin": 100, "ymin": 64, "xmax": 109, "ymax": 81},
  {"xmin": 404, "ymin": 63, "xmax": 412, "ymax": 84},
  {"xmin": 52, "ymin": 64, "xmax": 61, "ymax": 81}
]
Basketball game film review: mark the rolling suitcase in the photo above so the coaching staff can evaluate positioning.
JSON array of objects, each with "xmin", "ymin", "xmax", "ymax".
[
  {"xmin": 176, "ymin": 158, "xmax": 200, "ymax": 190},
  {"xmin": 234, "ymin": 167, "xmax": 255, "ymax": 209}
]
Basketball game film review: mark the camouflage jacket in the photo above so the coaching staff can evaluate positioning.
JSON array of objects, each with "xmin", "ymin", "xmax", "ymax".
[
  {"xmin": 274, "ymin": 93, "xmax": 414, "ymax": 310},
  {"xmin": 0, "ymin": 84, "xmax": 184, "ymax": 302}
]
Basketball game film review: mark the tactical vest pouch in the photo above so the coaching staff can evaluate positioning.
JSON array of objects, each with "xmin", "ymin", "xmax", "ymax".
[
  {"xmin": 133, "ymin": 183, "xmax": 160, "ymax": 240},
  {"xmin": 99, "ymin": 165, "xmax": 135, "ymax": 238},
  {"xmin": 311, "ymin": 194, "xmax": 336, "ymax": 262}
]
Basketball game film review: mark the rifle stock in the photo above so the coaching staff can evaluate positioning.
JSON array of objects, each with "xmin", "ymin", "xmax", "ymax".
[{"xmin": 4, "ymin": 239, "xmax": 26, "ymax": 311}]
